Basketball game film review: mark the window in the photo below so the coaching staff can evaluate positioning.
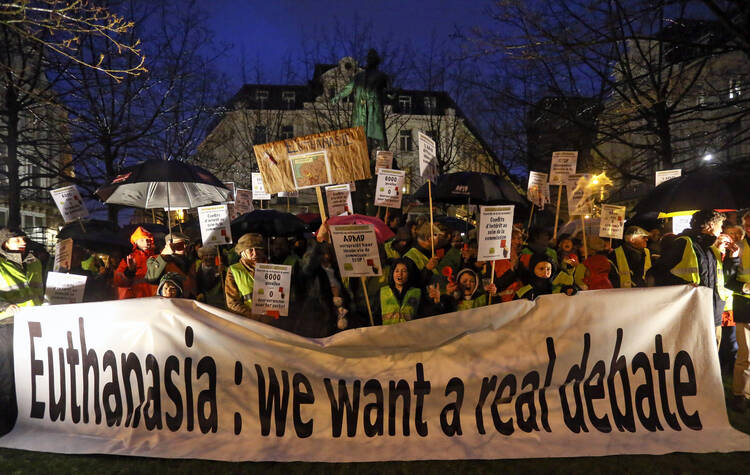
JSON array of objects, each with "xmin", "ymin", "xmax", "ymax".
[
  {"xmin": 281, "ymin": 125, "xmax": 294, "ymax": 140},
  {"xmin": 399, "ymin": 95, "xmax": 412, "ymax": 113},
  {"xmin": 254, "ymin": 125, "xmax": 267, "ymax": 144},
  {"xmin": 255, "ymin": 90, "xmax": 269, "ymax": 108},
  {"xmin": 424, "ymin": 96, "xmax": 437, "ymax": 113},
  {"xmin": 729, "ymin": 79, "xmax": 741, "ymax": 100},
  {"xmin": 399, "ymin": 129, "xmax": 413, "ymax": 152},
  {"xmin": 0, "ymin": 210, "xmax": 6, "ymax": 227},
  {"xmin": 282, "ymin": 91, "xmax": 296, "ymax": 109},
  {"xmin": 29, "ymin": 164, "xmax": 42, "ymax": 188},
  {"xmin": 34, "ymin": 215, "xmax": 45, "ymax": 227}
]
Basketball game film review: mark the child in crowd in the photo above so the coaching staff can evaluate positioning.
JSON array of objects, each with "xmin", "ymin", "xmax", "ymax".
[
  {"xmin": 157, "ymin": 272, "xmax": 184, "ymax": 298},
  {"xmin": 516, "ymin": 253, "xmax": 576, "ymax": 300},
  {"xmin": 444, "ymin": 268, "xmax": 497, "ymax": 311}
]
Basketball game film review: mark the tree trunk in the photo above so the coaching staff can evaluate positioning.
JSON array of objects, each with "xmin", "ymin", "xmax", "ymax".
[{"xmin": 4, "ymin": 84, "xmax": 22, "ymax": 229}]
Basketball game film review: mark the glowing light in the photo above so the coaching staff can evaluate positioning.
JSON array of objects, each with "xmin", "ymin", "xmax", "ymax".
[{"xmin": 703, "ymin": 153, "xmax": 713, "ymax": 161}]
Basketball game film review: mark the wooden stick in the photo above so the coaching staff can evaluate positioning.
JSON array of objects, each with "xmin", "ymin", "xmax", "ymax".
[
  {"xmin": 489, "ymin": 260, "xmax": 496, "ymax": 305},
  {"xmin": 361, "ymin": 276, "xmax": 374, "ymax": 326},
  {"xmin": 151, "ymin": 209, "xmax": 156, "ymax": 223},
  {"xmin": 78, "ymin": 218, "xmax": 86, "ymax": 233},
  {"xmin": 553, "ymin": 184, "xmax": 562, "ymax": 240},
  {"xmin": 428, "ymin": 180, "xmax": 435, "ymax": 258},
  {"xmin": 580, "ymin": 215, "xmax": 588, "ymax": 260},
  {"xmin": 384, "ymin": 207, "xmax": 390, "ymax": 226},
  {"xmin": 527, "ymin": 204, "xmax": 535, "ymax": 234},
  {"xmin": 315, "ymin": 186, "xmax": 327, "ymax": 224},
  {"xmin": 286, "ymin": 196, "xmax": 290, "ymax": 213}
]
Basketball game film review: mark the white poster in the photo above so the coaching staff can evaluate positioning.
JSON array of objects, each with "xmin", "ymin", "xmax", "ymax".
[
  {"xmin": 231, "ymin": 189, "xmax": 254, "ymax": 220},
  {"xmin": 252, "ymin": 173, "xmax": 271, "ymax": 200},
  {"xmin": 43, "ymin": 271, "xmax": 87, "ymax": 305},
  {"xmin": 251, "ymin": 263, "xmax": 292, "ymax": 318},
  {"xmin": 418, "ymin": 131, "xmax": 438, "ymax": 182},
  {"xmin": 325, "ymin": 184, "xmax": 353, "ymax": 217},
  {"xmin": 374, "ymin": 168, "xmax": 406, "ymax": 209},
  {"xmin": 549, "ymin": 151, "xmax": 578, "ymax": 185},
  {"xmin": 330, "ymin": 224, "xmax": 382, "ymax": 277},
  {"xmin": 673, "ymin": 214, "xmax": 693, "ymax": 234},
  {"xmin": 53, "ymin": 238, "xmax": 74, "ymax": 273},
  {"xmin": 50, "ymin": 185, "xmax": 89, "ymax": 223},
  {"xmin": 223, "ymin": 182, "xmax": 236, "ymax": 202},
  {"xmin": 198, "ymin": 204, "xmax": 233, "ymax": 247},
  {"xmin": 4, "ymin": 287, "xmax": 750, "ymax": 462},
  {"xmin": 567, "ymin": 173, "xmax": 593, "ymax": 216},
  {"xmin": 656, "ymin": 169, "xmax": 682, "ymax": 187},
  {"xmin": 527, "ymin": 171, "xmax": 550, "ymax": 207},
  {"xmin": 375, "ymin": 150, "xmax": 394, "ymax": 174},
  {"xmin": 599, "ymin": 204, "xmax": 627, "ymax": 239},
  {"xmin": 477, "ymin": 205, "xmax": 515, "ymax": 261}
]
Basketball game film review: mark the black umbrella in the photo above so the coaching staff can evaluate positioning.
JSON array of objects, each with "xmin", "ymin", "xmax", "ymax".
[
  {"xmin": 231, "ymin": 210, "xmax": 306, "ymax": 239},
  {"xmin": 413, "ymin": 172, "xmax": 528, "ymax": 206},
  {"xmin": 435, "ymin": 215, "xmax": 475, "ymax": 231},
  {"xmin": 632, "ymin": 166, "xmax": 750, "ymax": 217},
  {"xmin": 57, "ymin": 219, "xmax": 130, "ymax": 253}
]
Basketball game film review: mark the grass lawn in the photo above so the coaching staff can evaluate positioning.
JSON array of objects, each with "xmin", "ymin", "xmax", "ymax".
[{"xmin": 1, "ymin": 379, "xmax": 748, "ymax": 474}]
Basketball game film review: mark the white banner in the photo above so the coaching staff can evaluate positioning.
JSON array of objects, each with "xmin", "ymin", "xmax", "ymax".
[
  {"xmin": 251, "ymin": 263, "xmax": 292, "ymax": 318},
  {"xmin": 3, "ymin": 287, "xmax": 749, "ymax": 461},
  {"xmin": 375, "ymin": 151, "xmax": 394, "ymax": 174},
  {"xmin": 50, "ymin": 185, "xmax": 89, "ymax": 223},
  {"xmin": 599, "ymin": 204, "xmax": 626, "ymax": 240},
  {"xmin": 198, "ymin": 204, "xmax": 233, "ymax": 247},
  {"xmin": 477, "ymin": 205, "xmax": 515, "ymax": 261},
  {"xmin": 527, "ymin": 171, "xmax": 550, "ymax": 207},
  {"xmin": 567, "ymin": 173, "xmax": 593, "ymax": 216},
  {"xmin": 252, "ymin": 173, "xmax": 271, "ymax": 200},
  {"xmin": 330, "ymin": 224, "xmax": 382, "ymax": 277},
  {"xmin": 374, "ymin": 168, "xmax": 405, "ymax": 209},
  {"xmin": 549, "ymin": 151, "xmax": 578, "ymax": 185},
  {"xmin": 655, "ymin": 169, "xmax": 681, "ymax": 187},
  {"xmin": 418, "ymin": 132, "xmax": 438, "ymax": 182},
  {"xmin": 53, "ymin": 238, "xmax": 73, "ymax": 273},
  {"xmin": 231, "ymin": 189, "xmax": 254, "ymax": 220},
  {"xmin": 325, "ymin": 184, "xmax": 353, "ymax": 217},
  {"xmin": 43, "ymin": 272, "xmax": 87, "ymax": 305}
]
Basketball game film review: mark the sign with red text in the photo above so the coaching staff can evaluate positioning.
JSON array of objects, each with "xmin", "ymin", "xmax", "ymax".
[
  {"xmin": 477, "ymin": 205, "xmax": 515, "ymax": 261},
  {"xmin": 330, "ymin": 224, "xmax": 382, "ymax": 277},
  {"xmin": 325, "ymin": 184, "xmax": 353, "ymax": 216},
  {"xmin": 50, "ymin": 185, "xmax": 89, "ymax": 222},
  {"xmin": 374, "ymin": 169, "xmax": 406, "ymax": 208},
  {"xmin": 549, "ymin": 151, "xmax": 578, "ymax": 185},
  {"xmin": 251, "ymin": 263, "xmax": 292, "ymax": 318},
  {"xmin": 599, "ymin": 204, "xmax": 626, "ymax": 239},
  {"xmin": 198, "ymin": 204, "xmax": 233, "ymax": 246}
]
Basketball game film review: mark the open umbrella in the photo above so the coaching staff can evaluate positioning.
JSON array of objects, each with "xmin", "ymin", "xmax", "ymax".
[
  {"xmin": 57, "ymin": 219, "xmax": 130, "ymax": 253},
  {"xmin": 413, "ymin": 172, "xmax": 527, "ymax": 206},
  {"xmin": 231, "ymin": 210, "xmax": 306, "ymax": 238},
  {"xmin": 632, "ymin": 166, "xmax": 750, "ymax": 217},
  {"xmin": 435, "ymin": 215, "xmax": 475, "ymax": 231},
  {"xmin": 326, "ymin": 214, "xmax": 394, "ymax": 243},
  {"xmin": 296, "ymin": 212, "xmax": 322, "ymax": 232}
]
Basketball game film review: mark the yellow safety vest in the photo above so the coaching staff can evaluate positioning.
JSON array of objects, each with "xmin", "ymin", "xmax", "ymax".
[
  {"xmin": 710, "ymin": 246, "xmax": 732, "ymax": 308},
  {"xmin": 738, "ymin": 238, "xmax": 750, "ymax": 283},
  {"xmin": 384, "ymin": 240, "xmax": 400, "ymax": 260},
  {"xmin": 669, "ymin": 237, "xmax": 701, "ymax": 285},
  {"xmin": 229, "ymin": 263, "xmax": 255, "ymax": 309},
  {"xmin": 614, "ymin": 246, "xmax": 651, "ymax": 288},
  {"xmin": 380, "ymin": 286, "xmax": 421, "ymax": 325},
  {"xmin": 552, "ymin": 270, "xmax": 574, "ymax": 293},
  {"xmin": 404, "ymin": 247, "xmax": 439, "ymax": 275},
  {"xmin": 457, "ymin": 293, "xmax": 488, "ymax": 310},
  {"xmin": 0, "ymin": 257, "xmax": 44, "ymax": 318}
]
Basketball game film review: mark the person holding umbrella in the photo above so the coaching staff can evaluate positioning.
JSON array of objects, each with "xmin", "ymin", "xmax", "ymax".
[{"xmin": 113, "ymin": 226, "xmax": 158, "ymax": 300}]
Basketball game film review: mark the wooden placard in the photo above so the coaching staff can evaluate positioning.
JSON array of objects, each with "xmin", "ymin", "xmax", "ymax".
[{"xmin": 252, "ymin": 126, "xmax": 371, "ymax": 194}]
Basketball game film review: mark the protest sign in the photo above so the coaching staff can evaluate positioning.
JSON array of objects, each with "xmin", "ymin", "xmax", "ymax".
[
  {"xmin": 347, "ymin": 182, "xmax": 356, "ymax": 192},
  {"xmin": 198, "ymin": 204, "xmax": 233, "ymax": 247},
  {"xmin": 527, "ymin": 171, "xmax": 550, "ymax": 207},
  {"xmin": 673, "ymin": 214, "xmax": 693, "ymax": 234},
  {"xmin": 325, "ymin": 184, "xmax": 353, "ymax": 216},
  {"xmin": 53, "ymin": 238, "xmax": 73, "ymax": 273},
  {"xmin": 289, "ymin": 150, "xmax": 333, "ymax": 190},
  {"xmin": 231, "ymin": 189, "xmax": 254, "ymax": 220},
  {"xmin": 5, "ymin": 287, "xmax": 749, "ymax": 461},
  {"xmin": 375, "ymin": 150, "xmax": 394, "ymax": 174},
  {"xmin": 656, "ymin": 169, "xmax": 682, "ymax": 187},
  {"xmin": 477, "ymin": 205, "xmax": 515, "ymax": 261},
  {"xmin": 329, "ymin": 224, "xmax": 382, "ymax": 277},
  {"xmin": 43, "ymin": 271, "xmax": 87, "ymax": 305},
  {"xmin": 223, "ymin": 182, "xmax": 236, "ymax": 202},
  {"xmin": 50, "ymin": 185, "xmax": 89, "ymax": 223},
  {"xmin": 251, "ymin": 263, "xmax": 292, "ymax": 318},
  {"xmin": 253, "ymin": 127, "xmax": 370, "ymax": 193},
  {"xmin": 567, "ymin": 173, "xmax": 593, "ymax": 215},
  {"xmin": 418, "ymin": 131, "xmax": 438, "ymax": 182},
  {"xmin": 549, "ymin": 151, "xmax": 578, "ymax": 185},
  {"xmin": 251, "ymin": 173, "xmax": 271, "ymax": 200},
  {"xmin": 599, "ymin": 204, "xmax": 627, "ymax": 239},
  {"xmin": 374, "ymin": 168, "xmax": 405, "ymax": 208}
]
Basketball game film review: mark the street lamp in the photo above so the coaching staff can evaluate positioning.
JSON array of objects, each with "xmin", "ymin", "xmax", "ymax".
[{"xmin": 702, "ymin": 153, "xmax": 713, "ymax": 162}]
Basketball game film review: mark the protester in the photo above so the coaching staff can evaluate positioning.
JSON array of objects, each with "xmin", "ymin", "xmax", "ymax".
[
  {"xmin": 609, "ymin": 226, "xmax": 652, "ymax": 288},
  {"xmin": 194, "ymin": 245, "xmax": 225, "ymax": 309},
  {"xmin": 520, "ymin": 227, "xmax": 558, "ymax": 271},
  {"xmin": 404, "ymin": 222, "xmax": 442, "ymax": 286},
  {"xmin": 113, "ymin": 226, "xmax": 157, "ymax": 299},
  {"xmin": 372, "ymin": 258, "xmax": 434, "ymax": 325},
  {"xmin": 384, "ymin": 226, "xmax": 412, "ymax": 261},
  {"xmin": 224, "ymin": 233, "xmax": 273, "ymax": 322},
  {"xmin": 715, "ymin": 233, "xmax": 740, "ymax": 374},
  {"xmin": 725, "ymin": 210, "xmax": 750, "ymax": 411},
  {"xmin": 271, "ymin": 236, "xmax": 299, "ymax": 267},
  {"xmin": 146, "ymin": 232, "xmax": 196, "ymax": 298},
  {"xmin": 555, "ymin": 233, "xmax": 577, "ymax": 266},
  {"xmin": 0, "ymin": 228, "xmax": 43, "ymax": 319},
  {"xmin": 581, "ymin": 254, "xmax": 614, "ymax": 290},
  {"xmin": 444, "ymin": 268, "xmax": 496, "ymax": 310},
  {"xmin": 493, "ymin": 226, "xmax": 524, "ymax": 302},
  {"xmin": 516, "ymin": 253, "xmax": 575, "ymax": 300},
  {"xmin": 70, "ymin": 244, "xmax": 115, "ymax": 302},
  {"xmin": 157, "ymin": 272, "xmax": 185, "ymax": 298}
]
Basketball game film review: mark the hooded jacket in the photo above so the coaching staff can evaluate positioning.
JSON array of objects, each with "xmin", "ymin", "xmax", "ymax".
[
  {"xmin": 113, "ymin": 227, "xmax": 157, "ymax": 299},
  {"xmin": 583, "ymin": 255, "xmax": 614, "ymax": 290},
  {"xmin": 0, "ymin": 228, "xmax": 43, "ymax": 316}
]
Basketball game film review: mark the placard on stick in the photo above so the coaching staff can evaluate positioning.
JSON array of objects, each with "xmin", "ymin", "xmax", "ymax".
[
  {"xmin": 325, "ymin": 184, "xmax": 353, "ymax": 216},
  {"xmin": 50, "ymin": 185, "xmax": 89, "ymax": 223},
  {"xmin": 549, "ymin": 151, "xmax": 578, "ymax": 185},
  {"xmin": 374, "ymin": 168, "xmax": 405, "ymax": 208},
  {"xmin": 527, "ymin": 171, "xmax": 550, "ymax": 207},
  {"xmin": 198, "ymin": 204, "xmax": 233, "ymax": 246},
  {"xmin": 599, "ymin": 204, "xmax": 626, "ymax": 239},
  {"xmin": 655, "ymin": 169, "xmax": 681, "ymax": 187},
  {"xmin": 567, "ymin": 173, "xmax": 593, "ymax": 216},
  {"xmin": 418, "ymin": 132, "xmax": 438, "ymax": 182},
  {"xmin": 375, "ymin": 150, "xmax": 394, "ymax": 174},
  {"xmin": 44, "ymin": 271, "xmax": 87, "ymax": 305},
  {"xmin": 329, "ymin": 224, "xmax": 382, "ymax": 278},
  {"xmin": 231, "ymin": 188, "xmax": 254, "ymax": 220},
  {"xmin": 251, "ymin": 173, "xmax": 271, "ymax": 200},
  {"xmin": 53, "ymin": 238, "xmax": 74, "ymax": 273},
  {"xmin": 251, "ymin": 263, "xmax": 292, "ymax": 318},
  {"xmin": 253, "ymin": 127, "xmax": 370, "ymax": 194},
  {"xmin": 477, "ymin": 205, "xmax": 515, "ymax": 261}
]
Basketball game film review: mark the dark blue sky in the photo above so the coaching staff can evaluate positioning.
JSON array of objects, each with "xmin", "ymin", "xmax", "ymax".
[{"xmin": 207, "ymin": 0, "xmax": 495, "ymax": 84}]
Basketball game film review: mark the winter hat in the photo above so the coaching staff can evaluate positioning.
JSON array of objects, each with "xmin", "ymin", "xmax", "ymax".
[
  {"xmin": 0, "ymin": 227, "xmax": 26, "ymax": 247},
  {"xmin": 129, "ymin": 226, "xmax": 154, "ymax": 245},
  {"xmin": 235, "ymin": 233, "xmax": 267, "ymax": 255},
  {"xmin": 455, "ymin": 268, "xmax": 480, "ymax": 299},
  {"xmin": 197, "ymin": 245, "xmax": 218, "ymax": 259},
  {"xmin": 157, "ymin": 272, "xmax": 184, "ymax": 297},
  {"xmin": 416, "ymin": 222, "xmax": 441, "ymax": 240},
  {"xmin": 164, "ymin": 232, "xmax": 190, "ymax": 244}
]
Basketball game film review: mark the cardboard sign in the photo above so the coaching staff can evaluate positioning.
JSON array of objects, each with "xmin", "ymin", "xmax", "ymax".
[
  {"xmin": 53, "ymin": 238, "xmax": 74, "ymax": 273},
  {"xmin": 251, "ymin": 263, "xmax": 292, "ymax": 318},
  {"xmin": 253, "ymin": 127, "xmax": 370, "ymax": 194},
  {"xmin": 289, "ymin": 150, "xmax": 332, "ymax": 190},
  {"xmin": 567, "ymin": 173, "xmax": 593, "ymax": 216},
  {"xmin": 198, "ymin": 204, "xmax": 233, "ymax": 247},
  {"xmin": 325, "ymin": 184, "xmax": 353, "ymax": 216},
  {"xmin": 231, "ymin": 188, "xmax": 254, "ymax": 220},
  {"xmin": 549, "ymin": 151, "xmax": 578, "ymax": 185},
  {"xmin": 655, "ymin": 169, "xmax": 682, "ymax": 187},
  {"xmin": 223, "ymin": 182, "xmax": 236, "ymax": 202},
  {"xmin": 527, "ymin": 171, "xmax": 550, "ymax": 207},
  {"xmin": 477, "ymin": 205, "xmax": 515, "ymax": 261},
  {"xmin": 43, "ymin": 271, "xmax": 87, "ymax": 305},
  {"xmin": 418, "ymin": 131, "xmax": 438, "ymax": 182},
  {"xmin": 251, "ymin": 173, "xmax": 271, "ymax": 200},
  {"xmin": 375, "ymin": 150, "xmax": 394, "ymax": 174},
  {"xmin": 50, "ymin": 185, "xmax": 89, "ymax": 223},
  {"xmin": 599, "ymin": 204, "xmax": 627, "ymax": 239},
  {"xmin": 374, "ymin": 168, "xmax": 405, "ymax": 208},
  {"xmin": 673, "ymin": 214, "xmax": 692, "ymax": 234},
  {"xmin": 329, "ymin": 224, "xmax": 382, "ymax": 278}
]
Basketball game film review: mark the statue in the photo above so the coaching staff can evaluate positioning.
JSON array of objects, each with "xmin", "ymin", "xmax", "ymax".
[{"xmin": 333, "ymin": 49, "xmax": 392, "ymax": 150}]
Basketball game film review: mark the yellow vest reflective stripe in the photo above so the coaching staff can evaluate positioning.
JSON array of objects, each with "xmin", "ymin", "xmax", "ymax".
[
  {"xmin": 81, "ymin": 255, "xmax": 99, "ymax": 273},
  {"xmin": 229, "ymin": 263, "xmax": 254, "ymax": 308},
  {"xmin": 384, "ymin": 241, "xmax": 400, "ymax": 260},
  {"xmin": 670, "ymin": 237, "xmax": 700, "ymax": 284},
  {"xmin": 380, "ymin": 286, "xmax": 421, "ymax": 325},
  {"xmin": 711, "ymin": 246, "xmax": 733, "ymax": 306},
  {"xmin": 457, "ymin": 293, "xmax": 488, "ymax": 310},
  {"xmin": 614, "ymin": 246, "xmax": 651, "ymax": 288},
  {"xmin": 552, "ymin": 270, "xmax": 574, "ymax": 293},
  {"xmin": 0, "ymin": 257, "xmax": 43, "ymax": 316},
  {"xmin": 573, "ymin": 264, "xmax": 587, "ymax": 288},
  {"xmin": 404, "ymin": 247, "xmax": 438, "ymax": 275},
  {"xmin": 738, "ymin": 238, "xmax": 750, "ymax": 283},
  {"xmin": 516, "ymin": 284, "xmax": 533, "ymax": 299}
]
